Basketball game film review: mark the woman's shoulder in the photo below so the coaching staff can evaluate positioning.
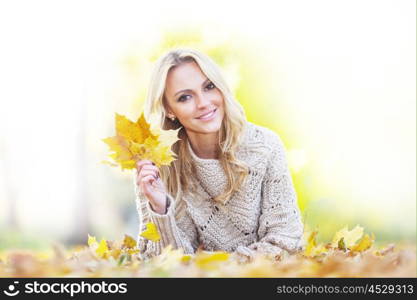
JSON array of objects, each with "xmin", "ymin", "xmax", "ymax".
[
  {"xmin": 241, "ymin": 121, "xmax": 284, "ymax": 151},
  {"xmin": 239, "ymin": 122, "xmax": 290, "ymax": 175},
  {"xmin": 235, "ymin": 122, "xmax": 286, "ymax": 174}
]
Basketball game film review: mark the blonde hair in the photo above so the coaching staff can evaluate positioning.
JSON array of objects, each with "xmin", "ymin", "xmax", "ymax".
[{"xmin": 144, "ymin": 48, "xmax": 248, "ymax": 204}]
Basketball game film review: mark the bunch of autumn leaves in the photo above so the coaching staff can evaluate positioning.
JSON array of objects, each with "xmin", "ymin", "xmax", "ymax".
[{"xmin": 102, "ymin": 113, "xmax": 180, "ymax": 170}]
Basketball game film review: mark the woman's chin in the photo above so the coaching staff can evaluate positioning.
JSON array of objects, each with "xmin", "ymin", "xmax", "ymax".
[{"xmin": 190, "ymin": 120, "xmax": 222, "ymax": 134}]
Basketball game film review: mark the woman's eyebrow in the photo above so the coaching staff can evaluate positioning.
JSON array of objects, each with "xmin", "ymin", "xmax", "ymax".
[{"xmin": 174, "ymin": 78, "xmax": 211, "ymax": 96}]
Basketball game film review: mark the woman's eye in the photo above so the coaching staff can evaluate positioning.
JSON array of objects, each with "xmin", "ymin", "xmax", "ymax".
[
  {"xmin": 206, "ymin": 82, "xmax": 215, "ymax": 90},
  {"xmin": 178, "ymin": 94, "xmax": 191, "ymax": 102}
]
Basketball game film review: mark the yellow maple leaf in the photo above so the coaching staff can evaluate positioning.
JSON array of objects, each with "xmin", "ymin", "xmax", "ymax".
[
  {"xmin": 116, "ymin": 113, "xmax": 151, "ymax": 144},
  {"xmin": 87, "ymin": 234, "xmax": 97, "ymax": 247},
  {"xmin": 122, "ymin": 234, "xmax": 137, "ymax": 249},
  {"xmin": 303, "ymin": 230, "xmax": 327, "ymax": 257},
  {"xmin": 195, "ymin": 251, "xmax": 230, "ymax": 270},
  {"xmin": 331, "ymin": 225, "xmax": 364, "ymax": 249},
  {"xmin": 96, "ymin": 239, "xmax": 110, "ymax": 259},
  {"xmin": 142, "ymin": 143, "xmax": 177, "ymax": 166},
  {"xmin": 140, "ymin": 222, "xmax": 161, "ymax": 242},
  {"xmin": 110, "ymin": 248, "xmax": 122, "ymax": 260},
  {"xmin": 351, "ymin": 233, "xmax": 375, "ymax": 252},
  {"xmin": 181, "ymin": 255, "xmax": 192, "ymax": 263},
  {"xmin": 120, "ymin": 160, "xmax": 136, "ymax": 170},
  {"xmin": 150, "ymin": 124, "xmax": 181, "ymax": 147},
  {"xmin": 102, "ymin": 112, "xmax": 180, "ymax": 170}
]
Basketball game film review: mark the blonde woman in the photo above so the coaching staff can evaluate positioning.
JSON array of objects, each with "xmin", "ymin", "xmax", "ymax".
[{"xmin": 134, "ymin": 48, "xmax": 304, "ymax": 262}]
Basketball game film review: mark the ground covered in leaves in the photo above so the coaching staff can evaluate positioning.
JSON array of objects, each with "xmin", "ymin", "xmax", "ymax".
[{"xmin": 0, "ymin": 226, "xmax": 415, "ymax": 277}]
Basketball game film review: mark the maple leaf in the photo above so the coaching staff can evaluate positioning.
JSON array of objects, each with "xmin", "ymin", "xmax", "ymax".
[
  {"xmin": 87, "ymin": 235, "xmax": 110, "ymax": 259},
  {"xmin": 140, "ymin": 222, "xmax": 161, "ymax": 242},
  {"xmin": 110, "ymin": 249, "xmax": 122, "ymax": 260},
  {"xmin": 122, "ymin": 234, "xmax": 137, "ymax": 249},
  {"xmin": 181, "ymin": 255, "xmax": 192, "ymax": 263},
  {"xmin": 96, "ymin": 239, "xmax": 110, "ymax": 259},
  {"xmin": 102, "ymin": 112, "xmax": 180, "ymax": 170},
  {"xmin": 331, "ymin": 225, "xmax": 364, "ymax": 249},
  {"xmin": 351, "ymin": 233, "xmax": 375, "ymax": 252},
  {"xmin": 116, "ymin": 113, "xmax": 153, "ymax": 144},
  {"xmin": 303, "ymin": 230, "xmax": 327, "ymax": 257},
  {"xmin": 194, "ymin": 251, "xmax": 230, "ymax": 270},
  {"xmin": 338, "ymin": 237, "xmax": 347, "ymax": 251},
  {"xmin": 87, "ymin": 234, "xmax": 97, "ymax": 247}
]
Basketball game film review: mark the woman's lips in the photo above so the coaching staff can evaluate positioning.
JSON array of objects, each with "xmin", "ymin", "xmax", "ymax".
[{"xmin": 196, "ymin": 108, "xmax": 217, "ymax": 121}]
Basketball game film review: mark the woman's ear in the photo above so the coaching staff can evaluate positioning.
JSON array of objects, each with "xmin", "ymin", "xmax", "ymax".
[
  {"xmin": 167, "ymin": 114, "xmax": 176, "ymax": 121},
  {"xmin": 164, "ymin": 96, "xmax": 177, "ymax": 121},
  {"xmin": 165, "ymin": 104, "xmax": 175, "ymax": 119}
]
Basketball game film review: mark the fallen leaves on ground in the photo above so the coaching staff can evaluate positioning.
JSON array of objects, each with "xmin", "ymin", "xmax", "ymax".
[
  {"xmin": 0, "ymin": 225, "xmax": 415, "ymax": 277},
  {"xmin": 139, "ymin": 223, "xmax": 161, "ymax": 242}
]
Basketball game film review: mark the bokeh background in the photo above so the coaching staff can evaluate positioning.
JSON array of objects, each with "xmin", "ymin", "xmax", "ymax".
[{"xmin": 0, "ymin": 0, "xmax": 415, "ymax": 251}]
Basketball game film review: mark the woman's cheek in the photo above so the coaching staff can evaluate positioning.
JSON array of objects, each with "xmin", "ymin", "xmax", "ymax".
[{"xmin": 180, "ymin": 106, "xmax": 196, "ymax": 124}]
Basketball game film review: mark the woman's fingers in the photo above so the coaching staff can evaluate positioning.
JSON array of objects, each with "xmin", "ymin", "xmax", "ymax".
[
  {"xmin": 140, "ymin": 169, "xmax": 158, "ymax": 178},
  {"xmin": 136, "ymin": 165, "xmax": 160, "ymax": 186},
  {"xmin": 141, "ymin": 177, "xmax": 157, "ymax": 196},
  {"xmin": 141, "ymin": 174, "xmax": 158, "ymax": 194},
  {"xmin": 136, "ymin": 160, "xmax": 156, "ymax": 173},
  {"xmin": 137, "ymin": 170, "xmax": 158, "ymax": 183},
  {"xmin": 142, "ymin": 174, "xmax": 156, "ymax": 185},
  {"xmin": 135, "ymin": 161, "xmax": 165, "ymax": 199},
  {"xmin": 140, "ymin": 165, "xmax": 160, "ymax": 177}
]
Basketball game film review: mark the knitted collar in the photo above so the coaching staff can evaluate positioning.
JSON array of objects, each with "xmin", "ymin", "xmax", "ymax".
[{"xmin": 186, "ymin": 139, "xmax": 221, "ymax": 167}]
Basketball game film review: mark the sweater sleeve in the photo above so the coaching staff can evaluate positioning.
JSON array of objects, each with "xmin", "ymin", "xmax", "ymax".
[
  {"xmin": 235, "ymin": 131, "xmax": 305, "ymax": 260},
  {"xmin": 133, "ymin": 172, "xmax": 199, "ymax": 259}
]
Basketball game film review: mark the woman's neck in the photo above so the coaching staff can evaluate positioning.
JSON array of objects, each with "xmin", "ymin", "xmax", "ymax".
[{"xmin": 186, "ymin": 130, "xmax": 220, "ymax": 159}]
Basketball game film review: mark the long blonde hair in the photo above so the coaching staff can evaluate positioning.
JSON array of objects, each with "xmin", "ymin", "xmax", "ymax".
[{"xmin": 144, "ymin": 48, "xmax": 248, "ymax": 204}]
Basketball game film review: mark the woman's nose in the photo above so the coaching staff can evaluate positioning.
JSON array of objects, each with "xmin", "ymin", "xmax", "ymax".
[{"xmin": 195, "ymin": 92, "xmax": 211, "ymax": 109}]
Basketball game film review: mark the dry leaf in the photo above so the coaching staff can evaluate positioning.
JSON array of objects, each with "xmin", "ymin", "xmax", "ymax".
[
  {"xmin": 96, "ymin": 239, "xmax": 110, "ymax": 259},
  {"xmin": 351, "ymin": 233, "xmax": 375, "ymax": 252},
  {"xmin": 123, "ymin": 234, "xmax": 137, "ymax": 249},
  {"xmin": 195, "ymin": 251, "xmax": 230, "ymax": 270},
  {"xmin": 331, "ymin": 225, "xmax": 364, "ymax": 249},
  {"xmin": 140, "ymin": 222, "xmax": 161, "ymax": 242},
  {"xmin": 303, "ymin": 230, "xmax": 327, "ymax": 257},
  {"xmin": 87, "ymin": 234, "xmax": 97, "ymax": 247}
]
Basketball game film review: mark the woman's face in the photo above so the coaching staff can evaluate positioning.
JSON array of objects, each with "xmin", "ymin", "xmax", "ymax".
[{"xmin": 164, "ymin": 61, "xmax": 225, "ymax": 135}]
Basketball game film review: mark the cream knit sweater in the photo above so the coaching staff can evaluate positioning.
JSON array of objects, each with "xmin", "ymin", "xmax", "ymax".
[{"xmin": 133, "ymin": 122, "xmax": 305, "ymax": 261}]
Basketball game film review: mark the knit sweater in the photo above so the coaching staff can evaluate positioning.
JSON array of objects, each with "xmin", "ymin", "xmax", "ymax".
[{"xmin": 133, "ymin": 121, "xmax": 305, "ymax": 261}]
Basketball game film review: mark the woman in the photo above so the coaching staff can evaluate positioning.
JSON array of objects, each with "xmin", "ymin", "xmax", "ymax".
[{"xmin": 134, "ymin": 48, "xmax": 304, "ymax": 262}]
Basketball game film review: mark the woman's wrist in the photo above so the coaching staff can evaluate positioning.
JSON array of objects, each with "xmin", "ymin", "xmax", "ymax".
[{"xmin": 149, "ymin": 196, "xmax": 168, "ymax": 214}]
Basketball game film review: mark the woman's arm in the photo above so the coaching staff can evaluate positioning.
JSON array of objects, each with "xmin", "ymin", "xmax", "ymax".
[
  {"xmin": 133, "ymin": 174, "xmax": 199, "ymax": 259},
  {"xmin": 235, "ymin": 131, "xmax": 305, "ymax": 261}
]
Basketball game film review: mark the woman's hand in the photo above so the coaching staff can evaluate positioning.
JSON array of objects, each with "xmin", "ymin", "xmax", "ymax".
[{"xmin": 136, "ymin": 160, "xmax": 168, "ymax": 214}]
